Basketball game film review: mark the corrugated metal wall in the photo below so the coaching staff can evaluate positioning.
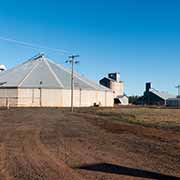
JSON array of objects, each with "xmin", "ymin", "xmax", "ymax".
[
  {"xmin": 0, "ymin": 88, "xmax": 18, "ymax": 107},
  {"xmin": 15, "ymin": 88, "xmax": 113, "ymax": 107}
]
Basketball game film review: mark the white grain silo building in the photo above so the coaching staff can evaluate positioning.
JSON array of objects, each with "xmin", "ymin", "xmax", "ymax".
[
  {"xmin": 0, "ymin": 54, "xmax": 113, "ymax": 107},
  {"xmin": 99, "ymin": 72, "xmax": 129, "ymax": 105}
]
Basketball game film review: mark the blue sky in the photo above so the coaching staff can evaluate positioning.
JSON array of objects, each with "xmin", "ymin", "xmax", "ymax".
[{"xmin": 0, "ymin": 0, "xmax": 180, "ymax": 95}]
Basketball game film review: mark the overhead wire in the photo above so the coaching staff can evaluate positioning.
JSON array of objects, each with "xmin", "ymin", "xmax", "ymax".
[{"xmin": 0, "ymin": 36, "xmax": 71, "ymax": 55}]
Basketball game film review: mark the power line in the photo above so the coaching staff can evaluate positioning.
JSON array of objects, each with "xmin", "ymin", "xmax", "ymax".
[{"xmin": 0, "ymin": 36, "xmax": 71, "ymax": 55}]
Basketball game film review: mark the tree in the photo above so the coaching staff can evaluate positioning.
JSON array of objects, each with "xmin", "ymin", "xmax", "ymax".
[{"xmin": 128, "ymin": 96, "xmax": 140, "ymax": 105}]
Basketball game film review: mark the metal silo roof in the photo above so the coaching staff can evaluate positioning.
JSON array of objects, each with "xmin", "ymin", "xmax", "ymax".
[{"xmin": 0, "ymin": 54, "xmax": 110, "ymax": 91}]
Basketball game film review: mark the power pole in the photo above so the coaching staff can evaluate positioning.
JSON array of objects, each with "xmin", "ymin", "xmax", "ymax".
[
  {"xmin": 175, "ymin": 85, "xmax": 180, "ymax": 98},
  {"xmin": 66, "ymin": 55, "xmax": 80, "ymax": 112}
]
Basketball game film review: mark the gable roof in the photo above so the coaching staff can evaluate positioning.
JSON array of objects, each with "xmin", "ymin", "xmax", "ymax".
[
  {"xmin": 149, "ymin": 88, "xmax": 175, "ymax": 100},
  {"xmin": 0, "ymin": 54, "xmax": 110, "ymax": 91}
]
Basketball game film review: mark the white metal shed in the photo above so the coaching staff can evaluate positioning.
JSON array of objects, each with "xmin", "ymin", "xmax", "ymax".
[{"xmin": 0, "ymin": 54, "xmax": 113, "ymax": 107}]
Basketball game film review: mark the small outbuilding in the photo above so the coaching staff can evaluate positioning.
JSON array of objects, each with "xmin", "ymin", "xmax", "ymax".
[
  {"xmin": 114, "ymin": 95, "xmax": 129, "ymax": 105},
  {"xmin": 0, "ymin": 54, "xmax": 114, "ymax": 107},
  {"xmin": 166, "ymin": 98, "xmax": 180, "ymax": 108}
]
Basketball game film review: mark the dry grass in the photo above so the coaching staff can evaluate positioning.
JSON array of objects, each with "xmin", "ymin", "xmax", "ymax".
[{"xmin": 93, "ymin": 107, "xmax": 180, "ymax": 130}]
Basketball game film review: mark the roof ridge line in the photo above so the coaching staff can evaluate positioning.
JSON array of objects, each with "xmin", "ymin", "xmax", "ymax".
[
  {"xmin": 44, "ymin": 59, "xmax": 64, "ymax": 88},
  {"xmin": 0, "ymin": 61, "xmax": 28, "ymax": 79},
  {"xmin": 17, "ymin": 60, "xmax": 40, "ymax": 87},
  {"xmin": 48, "ymin": 59, "xmax": 103, "ymax": 90},
  {"xmin": 48, "ymin": 58, "xmax": 71, "ymax": 73},
  {"xmin": 72, "ymin": 70, "xmax": 107, "ymax": 90}
]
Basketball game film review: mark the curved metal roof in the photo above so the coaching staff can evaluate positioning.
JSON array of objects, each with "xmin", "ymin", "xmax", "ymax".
[{"xmin": 0, "ymin": 54, "xmax": 110, "ymax": 91}]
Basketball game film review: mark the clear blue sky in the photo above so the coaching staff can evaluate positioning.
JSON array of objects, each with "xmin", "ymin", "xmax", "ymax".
[{"xmin": 0, "ymin": 0, "xmax": 180, "ymax": 96}]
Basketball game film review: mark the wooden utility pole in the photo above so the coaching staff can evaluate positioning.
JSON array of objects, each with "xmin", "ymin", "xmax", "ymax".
[
  {"xmin": 175, "ymin": 85, "xmax": 180, "ymax": 98},
  {"xmin": 66, "ymin": 55, "xmax": 80, "ymax": 112}
]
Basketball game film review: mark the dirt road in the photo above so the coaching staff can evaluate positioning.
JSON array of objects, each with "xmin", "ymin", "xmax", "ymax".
[{"xmin": 0, "ymin": 108, "xmax": 179, "ymax": 180}]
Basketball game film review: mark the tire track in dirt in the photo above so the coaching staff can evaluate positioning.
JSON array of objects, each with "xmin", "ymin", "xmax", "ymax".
[
  {"xmin": 0, "ymin": 108, "xmax": 180, "ymax": 180},
  {"xmin": 3, "ymin": 128, "xmax": 85, "ymax": 180},
  {"xmin": 0, "ymin": 143, "xmax": 12, "ymax": 180}
]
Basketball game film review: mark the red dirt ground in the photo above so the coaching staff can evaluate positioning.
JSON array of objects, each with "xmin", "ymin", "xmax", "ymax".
[{"xmin": 0, "ymin": 108, "xmax": 179, "ymax": 180}]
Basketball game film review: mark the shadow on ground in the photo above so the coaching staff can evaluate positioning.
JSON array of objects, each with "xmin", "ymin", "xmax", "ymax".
[{"xmin": 77, "ymin": 163, "xmax": 180, "ymax": 180}]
